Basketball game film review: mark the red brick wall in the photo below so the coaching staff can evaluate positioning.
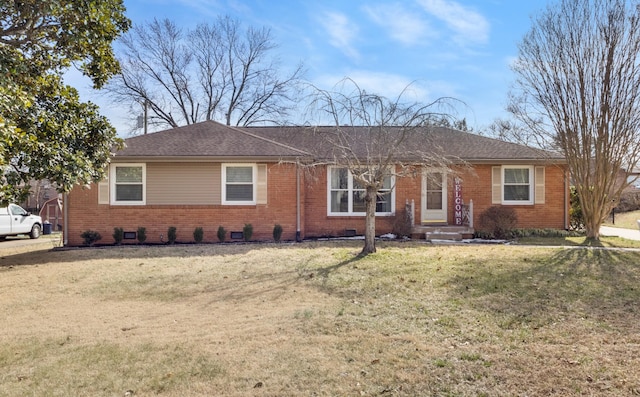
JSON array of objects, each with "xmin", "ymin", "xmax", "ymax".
[
  {"xmin": 66, "ymin": 162, "xmax": 569, "ymax": 245},
  {"xmin": 453, "ymin": 164, "xmax": 568, "ymax": 230},
  {"xmin": 66, "ymin": 163, "xmax": 300, "ymax": 246},
  {"xmin": 301, "ymin": 167, "xmax": 422, "ymax": 238},
  {"xmin": 300, "ymin": 163, "xmax": 568, "ymax": 238}
]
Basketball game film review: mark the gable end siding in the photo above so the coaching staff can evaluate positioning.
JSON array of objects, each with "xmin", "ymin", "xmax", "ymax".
[{"xmin": 146, "ymin": 163, "xmax": 221, "ymax": 205}]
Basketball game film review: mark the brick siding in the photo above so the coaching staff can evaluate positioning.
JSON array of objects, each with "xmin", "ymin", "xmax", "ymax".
[{"xmin": 66, "ymin": 162, "xmax": 569, "ymax": 246}]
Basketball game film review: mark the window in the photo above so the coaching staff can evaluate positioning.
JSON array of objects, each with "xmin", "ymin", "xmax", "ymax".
[
  {"xmin": 111, "ymin": 164, "xmax": 145, "ymax": 205},
  {"xmin": 502, "ymin": 166, "xmax": 533, "ymax": 204},
  {"xmin": 222, "ymin": 164, "xmax": 256, "ymax": 204},
  {"xmin": 327, "ymin": 167, "xmax": 394, "ymax": 216},
  {"xmin": 9, "ymin": 204, "xmax": 28, "ymax": 216}
]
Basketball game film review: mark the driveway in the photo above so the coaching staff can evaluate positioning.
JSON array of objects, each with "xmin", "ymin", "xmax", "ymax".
[{"xmin": 0, "ymin": 234, "xmax": 60, "ymax": 249}]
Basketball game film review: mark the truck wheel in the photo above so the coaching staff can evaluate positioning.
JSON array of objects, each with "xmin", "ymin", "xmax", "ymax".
[{"xmin": 30, "ymin": 224, "xmax": 41, "ymax": 239}]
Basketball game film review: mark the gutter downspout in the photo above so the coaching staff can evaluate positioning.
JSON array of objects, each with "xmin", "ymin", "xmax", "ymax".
[
  {"xmin": 63, "ymin": 193, "xmax": 68, "ymax": 246},
  {"xmin": 296, "ymin": 164, "xmax": 301, "ymax": 242}
]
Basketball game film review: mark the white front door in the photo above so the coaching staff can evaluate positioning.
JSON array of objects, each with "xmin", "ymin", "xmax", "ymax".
[{"xmin": 421, "ymin": 170, "xmax": 447, "ymax": 224}]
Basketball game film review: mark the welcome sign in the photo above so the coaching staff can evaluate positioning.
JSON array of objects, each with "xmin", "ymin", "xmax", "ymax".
[{"xmin": 454, "ymin": 177, "xmax": 463, "ymax": 225}]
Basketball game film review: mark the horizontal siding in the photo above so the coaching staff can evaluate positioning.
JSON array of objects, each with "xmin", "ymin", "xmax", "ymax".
[{"xmin": 147, "ymin": 163, "xmax": 221, "ymax": 205}]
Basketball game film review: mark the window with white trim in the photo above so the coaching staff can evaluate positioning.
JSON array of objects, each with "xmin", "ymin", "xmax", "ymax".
[
  {"xmin": 222, "ymin": 164, "xmax": 256, "ymax": 205},
  {"xmin": 502, "ymin": 166, "xmax": 533, "ymax": 204},
  {"xmin": 111, "ymin": 164, "xmax": 145, "ymax": 205},
  {"xmin": 327, "ymin": 167, "xmax": 394, "ymax": 215}
]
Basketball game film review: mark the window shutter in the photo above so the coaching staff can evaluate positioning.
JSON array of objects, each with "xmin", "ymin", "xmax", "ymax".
[
  {"xmin": 491, "ymin": 166, "xmax": 502, "ymax": 204},
  {"xmin": 256, "ymin": 164, "xmax": 268, "ymax": 204},
  {"xmin": 535, "ymin": 166, "xmax": 545, "ymax": 204},
  {"xmin": 98, "ymin": 176, "xmax": 109, "ymax": 204}
]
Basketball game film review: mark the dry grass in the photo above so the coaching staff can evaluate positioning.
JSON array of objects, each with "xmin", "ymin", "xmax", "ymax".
[
  {"xmin": 605, "ymin": 209, "xmax": 640, "ymax": 230},
  {"xmin": 1, "ymin": 241, "xmax": 640, "ymax": 396},
  {"xmin": 516, "ymin": 235, "xmax": 640, "ymax": 248}
]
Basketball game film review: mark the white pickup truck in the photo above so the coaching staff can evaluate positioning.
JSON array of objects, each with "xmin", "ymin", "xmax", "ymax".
[{"xmin": 0, "ymin": 204, "xmax": 43, "ymax": 240}]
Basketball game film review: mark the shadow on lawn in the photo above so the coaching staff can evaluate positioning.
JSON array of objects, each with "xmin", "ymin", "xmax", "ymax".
[
  {"xmin": 315, "ymin": 255, "xmax": 363, "ymax": 279},
  {"xmin": 0, "ymin": 242, "xmax": 300, "ymax": 268},
  {"xmin": 448, "ymin": 248, "xmax": 640, "ymax": 331},
  {"xmin": 0, "ymin": 239, "xmax": 369, "ymax": 268}
]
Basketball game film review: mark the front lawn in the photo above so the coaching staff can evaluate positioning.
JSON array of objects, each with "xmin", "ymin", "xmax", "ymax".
[
  {"xmin": 515, "ymin": 234, "xmax": 640, "ymax": 248},
  {"xmin": 605, "ymin": 209, "xmax": 640, "ymax": 230},
  {"xmin": 1, "ymin": 241, "xmax": 639, "ymax": 396}
]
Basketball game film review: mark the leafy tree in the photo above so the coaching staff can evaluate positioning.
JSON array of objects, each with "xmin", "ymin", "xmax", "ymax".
[
  {"xmin": 108, "ymin": 16, "xmax": 304, "ymax": 131},
  {"xmin": 509, "ymin": 0, "xmax": 640, "ymax": 240},
  {"xmin": 305, "ymin": 79, "xmax": 456, "ymax": 255},
  {"xmin": 0, "ymin": 0, "xmax": 130, "ymax": 204}
]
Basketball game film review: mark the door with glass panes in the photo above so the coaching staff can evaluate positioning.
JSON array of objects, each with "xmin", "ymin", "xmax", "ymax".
[{"xmin": 421, "ymin": 170, "xmax": 447, "ymax": 224}]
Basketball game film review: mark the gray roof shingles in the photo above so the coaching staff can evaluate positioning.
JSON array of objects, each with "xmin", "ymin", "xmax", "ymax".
[
  {"xmin": 115, "ymin": 120, "xmax": 563, "ymax": 162},
  {"xmin": 115, "ymin": 121, "xmax": 308, "ymax": 158}
]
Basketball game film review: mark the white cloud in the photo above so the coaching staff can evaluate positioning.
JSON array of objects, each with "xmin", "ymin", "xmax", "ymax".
[
  {"xmin": 363, "ymin": 4, "xmax": 434, "ymax": 46},
  {"xmin": 416, "ymin": 0, "xmax": 489, "ymax": 46},
  {"xmin": 319, "ymin": 12, "xmax": 360, "ymax": 60},
  {"xmin": 316, "ymin": 71, "xmax": 431, "ymax": 102}
]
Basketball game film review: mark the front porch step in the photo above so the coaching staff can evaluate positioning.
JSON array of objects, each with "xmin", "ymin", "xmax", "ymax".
[
  {"xmin": 411, "ymin": 225, "xmax": 475, "ymax": 240},
  {"xmin": 426, "ymin": 231, "xmax": 463, "ymax": 241}
]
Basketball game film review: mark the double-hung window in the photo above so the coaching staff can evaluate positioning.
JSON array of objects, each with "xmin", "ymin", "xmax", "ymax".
[
  {"xmin": 328, "ymin": 167, "xmax": 394, "ymax": 215},
  {"xmin": 111, "ymin": 164, "xmax": 145, "ymax": 205},
  {"xmin": 502, "ymin": 166, "xmax": 533, "ymax": 204},
  {"xmin": 222, "ymin": 164, "xmax": 256, "ymax": 205}
]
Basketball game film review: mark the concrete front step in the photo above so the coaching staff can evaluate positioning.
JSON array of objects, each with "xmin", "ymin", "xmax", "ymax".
[
  {"xmin": 425, "ymin": 231, "xmax": 463, "ymax": 241},
  {"xmin": 411, "ymin": 225, "xmax": 474, "ymax": 240}
]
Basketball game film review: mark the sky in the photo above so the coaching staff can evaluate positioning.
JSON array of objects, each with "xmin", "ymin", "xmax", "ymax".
[{"xmin": 69, "ymin": 0, "xmax": 551, "ymax": 135}]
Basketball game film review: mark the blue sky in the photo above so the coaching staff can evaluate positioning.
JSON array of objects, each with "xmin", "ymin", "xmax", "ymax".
[{"xmin": 70, "ymin": 0, "xmax": 550, "ymax": 134}]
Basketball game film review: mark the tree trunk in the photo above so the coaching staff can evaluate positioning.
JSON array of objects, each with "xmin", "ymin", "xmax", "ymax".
[
  {"xmin": 578, "ymin": 185, "xmax": 612, "ymax": 242},
  {"xmin": 584, "ymin": 218, "xmax": 601, "ymax": 241},
  {"xmin": 361, "ymin": 186, "xmax": 377, "ymax": 255}
]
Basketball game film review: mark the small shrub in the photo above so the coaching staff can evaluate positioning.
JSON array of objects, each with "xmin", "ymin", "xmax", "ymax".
[
  {"xmin": 112, "ymin": 227, "xmax": 123, "ymax": 245},
  {"xmin": 243, "ymin": 223, "xmax": 253, "ymax": 242},
  {"xmin": 569, "ymin": 186, "xmax": 585, "ymax": 231},
  {"xmin": 615, "ymin": 190, "xmax": 640, "ymax": 213},
  {"xmin": 217, "ymin": 226, "xmax": 226, "ymax": 242},
  {"xmin": 81, "ymin": 230, "xmax": 102, "ymax": 246},
  {"xmin": 193, "ymin": 227, "xmax": 204, "ymax": 243},
  {"xmin": 167, "ymin": 226, "xmax": 177, "ymax": 244},
  {"xmin": 137, "ymin": 226, "xmax": 147, "ymax": 244},
  {"xmin": 478, "ymin": 206, "xmax": 518, "ymax": 239},
  {"xmin": 511, "ymin": 228, "xmax": 581, "ymax": 238},
  {"xmin": 273, "ymin": 224, "xmax": 283, "ymax": 242},
  {"xmin": 391, "ymin": 208, "xmax": 412, "ymax": 238}
]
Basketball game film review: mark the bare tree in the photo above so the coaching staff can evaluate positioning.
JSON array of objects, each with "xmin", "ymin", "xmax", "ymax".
[
  {"xmin": 509, "ymin": 0, "xmax": 640, "ymax": 240},
  {"xmin": 108, "ymin": 16, "xmax": 304, "ymax": 131},
  {"xmin": 305, "ymin": 79, "xmax": 457, "ymax": 255},
  {"xmin": 483, "ymin": 118, "xmax": 545, "ymax": 146}
]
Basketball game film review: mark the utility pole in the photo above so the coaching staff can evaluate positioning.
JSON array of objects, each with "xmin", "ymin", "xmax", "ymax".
[
  {"xmin": 137, "ymin": 100, "xmax": 149, "ymax": 134},
  {"xmin": 143, "ymin": 100, "xmax": 148, "ymax": 134}
]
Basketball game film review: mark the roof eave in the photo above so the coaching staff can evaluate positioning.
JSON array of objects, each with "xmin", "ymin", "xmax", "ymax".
[{"xmin": 110, "ymin": 155, "xmax": 303, "ymax": 163}]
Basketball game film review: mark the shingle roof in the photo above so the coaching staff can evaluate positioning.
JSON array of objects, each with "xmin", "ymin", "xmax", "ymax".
[
  {"xmin": 115, "ymin": 121, "xmax": 564, "ymax": 162},
  {"xmin": 240, "ymin": 125, "xmax": 564, "ymax": 162},
  {"xmin": 115, "ymin": 121, "xmax": 308, "ymax": 158}
]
